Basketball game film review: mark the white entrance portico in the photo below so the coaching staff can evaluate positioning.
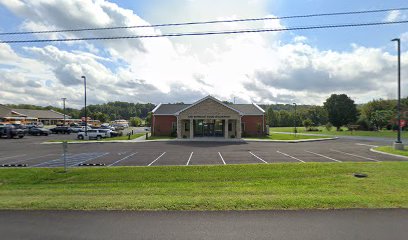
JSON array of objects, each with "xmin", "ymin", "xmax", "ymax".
[{"xmin": 175, "ymin": 96, "xmax": 242, "ymax": 139}]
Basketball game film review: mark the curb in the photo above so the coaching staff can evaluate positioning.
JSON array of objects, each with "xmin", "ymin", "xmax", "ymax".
[
  {"xmin": 42, "ymin": 137, "xmax": 337, "ymax": 144},
  {"xmin": 370, "ymin": 147, "xmax": 408, "ymax": 159},
  {"xmin": 243, "ymin": 137, "xmax": 338, "ymax": 143}
]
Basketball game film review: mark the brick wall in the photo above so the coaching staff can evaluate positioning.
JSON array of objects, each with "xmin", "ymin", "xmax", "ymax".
[
  {"xmin": 241, "ymin": 115, "xmax": 265, "ymax": 136},
  {"xmin": 153, "ymin": 115, "xmax": 176, "ymax": 136}
]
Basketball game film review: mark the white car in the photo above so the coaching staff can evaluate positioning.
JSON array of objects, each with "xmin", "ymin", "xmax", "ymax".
[
  {"xmin": 77, "ymin": 129, "xmax": 106, "ymax": 140},
  {"xmin": 71, "ymin": 126, "xmax": 92, "ymax": 133}
]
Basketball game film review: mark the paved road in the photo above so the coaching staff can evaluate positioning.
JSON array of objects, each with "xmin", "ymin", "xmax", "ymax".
[{"xmin": 0, "ymin": 209, "xmax": 406, "ymax": 240}]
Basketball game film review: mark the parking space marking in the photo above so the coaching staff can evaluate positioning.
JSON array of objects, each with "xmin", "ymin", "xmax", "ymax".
[
  {"xmin": 356, "ymin": 143, "xmax": 378, "ymax": 148},
  {"xmin": 218, "ymin": 152, "xmax": 226, "ymax": 165},
  {"xmin": 108, "ymin": 152, "xmax": 137, "ymax": 166},
  {"xmin": 276, "ymin": 151, "xmax": 305, "ymax": 163},
  {"xmin": 0, "ymin": 154, "xmax": 27, "ymax": 162},
  {"xmin": 11, "ymin": 154, "xmax": 57, "ymax": 164},
  {"xmin": 32, "ymin": 152, "xmax": 110, "ymax": 167},
  {"xmin": 330, "ymin": 149, "xmax": 380, "ymax": 162},
  {"xmin": 186, "ymin": 152, "xmax": 193, "ymax": 166},
  {"xmin": 69, "ymin": 152, "xmax": 110, "ymax": 167},
  {"xmin": 305, "ymin": 150, "xmax": 342, "ymax": 162},
  {"xmin": 148, "ymin": 152, "xmax": 166, "ymax": 166},
  {"xmin": 249, "ymin": 152, "xmax": 268, "ymax": 163}
]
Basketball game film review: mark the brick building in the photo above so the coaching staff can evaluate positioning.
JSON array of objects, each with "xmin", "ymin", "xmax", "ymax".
[{"xmin": 151, "ymin": 95, "xmax": 266, "ymax": 139}]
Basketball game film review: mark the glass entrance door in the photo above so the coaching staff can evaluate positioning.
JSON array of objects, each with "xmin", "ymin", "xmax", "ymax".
[{"xmin": 194, "ymin": 119, "xmax": 224, "ymax": 137}]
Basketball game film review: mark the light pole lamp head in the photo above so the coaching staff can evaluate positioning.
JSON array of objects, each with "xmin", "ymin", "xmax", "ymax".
[
  {"xmin": 391, "ymin": 38, "xmax": 400, "ymax": 42},
  {"xmin": 81, "ymin": 75, "xmax": 86, "ymax": 80}
]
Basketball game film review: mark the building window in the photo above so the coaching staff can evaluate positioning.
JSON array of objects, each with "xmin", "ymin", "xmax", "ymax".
[
  {"xmin": 172, "ymin": 122, "xmax": 177, "ymax": 132},
  {"xmin": 185, "ymin": 122, "xmax": 190, "ymax": 131},
  {"xmin": 241, "ymin": 122, "xmax": 245, "ymax": 132},
  {"xmin": 228, "ymin": 123, "xmax": 232, "ymax": 131}
]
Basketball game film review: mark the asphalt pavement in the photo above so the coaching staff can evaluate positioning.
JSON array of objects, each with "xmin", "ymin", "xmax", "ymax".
[{"xmin": 0, "ymin": 209, "xmax": 406, "ymax": 240}]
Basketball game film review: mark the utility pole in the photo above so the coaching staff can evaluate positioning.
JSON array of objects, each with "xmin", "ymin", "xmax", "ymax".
[
  {"xmin": 61, "ymin": 98, "xmax": 66, "ymax": 126},
  {"xmin": 81, "ymin": 76, "xmax": 88, "ymax": 137},
  {"xmin": 391, "ymin": 38, "xmax": 404, "ymax": 150},
  {"xmin": 293, "ymin": 103, "xmax": 297, "ymax": 137}
]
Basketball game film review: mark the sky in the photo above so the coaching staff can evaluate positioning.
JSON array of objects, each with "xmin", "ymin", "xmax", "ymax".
[{"xmin": 0, "ymin": 0, "xmax": 408, "ymax": 109}]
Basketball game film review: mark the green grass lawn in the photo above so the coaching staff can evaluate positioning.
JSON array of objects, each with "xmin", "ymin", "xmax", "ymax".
[
  {"xmin": 0, "ymin": 162, "xmax": 407, "ymax": 210},
  {"xmin": 47, "ymin": 133, "xmax": 145, "ymax": 142},
  {"xmin": 247, "ymin": 133, "xmax": 330, "ymax": 140},
  {"xmin": 374, "ymin": 146, "xmax": 408, "ymax": 157},
  {"xmin": 271, "ymin": 126, "xmax": 407, "ymax": 138}
]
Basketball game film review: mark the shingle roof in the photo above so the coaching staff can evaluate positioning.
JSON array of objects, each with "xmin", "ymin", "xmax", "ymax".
[
  {"xmin": 11, "ymin": 109, "xmax": 70, "ymax": 119},
  {"xmin": 153, "ymin": 103, "xmax": 264, "ymax": 115},
  {"xmin": 153, "ymin": 104, "xmax": 191, "ymax": 115},
  {"xmin": 227, "ymin": 104, "xmax": 264, "ymax": 115},
  {"xmin": 0, "ymin": 104, "xmax": 13, "ymax": 118}
]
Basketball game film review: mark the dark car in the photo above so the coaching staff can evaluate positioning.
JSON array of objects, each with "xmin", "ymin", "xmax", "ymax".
[
  {"xmin": 0, "ymin": 125, "xmax": 25, "ymax": 138},
  {"xmin": 50, "ymin": 126, "xmax": 72, "ymax": 134},
  {"xmin": 28, "ymin": 127, "xmax": 51, "ymax": 136},
  {"xmin": 11, "ymin": 124, "xmax": 28, "ymax": 134}
]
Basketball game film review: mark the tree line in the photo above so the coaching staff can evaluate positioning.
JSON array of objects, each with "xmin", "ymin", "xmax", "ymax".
[{"xmin": 264, "ymin": 94, "xmax": 408, "ymax": 131}]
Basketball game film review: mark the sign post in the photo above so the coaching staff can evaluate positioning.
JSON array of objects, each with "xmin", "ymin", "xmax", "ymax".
[{"xmin": 62, "ymin": 141, "xmax": 68, "ymax": 172}]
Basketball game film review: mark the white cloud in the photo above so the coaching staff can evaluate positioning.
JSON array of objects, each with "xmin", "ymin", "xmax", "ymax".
[
  {"xmin": 385, "ymin": 10, "xmax": 407, "ymax": 22},
  {"xmin": 0, "ymin": 0, "xmax": 407, "ymax": 108}
]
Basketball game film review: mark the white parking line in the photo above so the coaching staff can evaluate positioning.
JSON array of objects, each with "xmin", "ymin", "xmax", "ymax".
[
  {"xmin": 218, "ymin": 152, "xmax": 226, "ymax": 165},
  {"xmin": 0, "ymin": 154, "xmax": 27, "ymax": 162},
  {"xmin": 305, "ymin": 150, "xmax": 342, "ymax": 162},
  {"xmin": 356, "ymin": 143, "xmax": 379, "ymax": 148},
  {"xmin": 249, "ymin": 152, "xmax": 268, "ymax": 163},
  {"xmin": 70, "ymin": 152, "xmax": 110, "ymax": 167},
  {"xmin": 330, "ymin": 149, "xmax": 380, "ymax": 162},
  {"xmin": 276, "ymin": 151, "xmax": 305, "ymax": 163},
  {"xmin": 108, "ymin": 152, "xmax": 137, "ymax": 166},
  {"xmin": 11, "ymin": 154, "xmax": 57, "ymax": 164},
  {"xmin": 148, "ymin": 152, "xmax": 166, "ymax": 166},
  {"xmin": 186, "ymin": 152, "xmax": 193, "ymax": 166}
]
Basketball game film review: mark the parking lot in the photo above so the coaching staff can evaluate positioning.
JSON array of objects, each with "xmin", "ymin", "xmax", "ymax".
[{"xmin": 0, "ymin": 137, "xmax": 406, "ymax": 167}]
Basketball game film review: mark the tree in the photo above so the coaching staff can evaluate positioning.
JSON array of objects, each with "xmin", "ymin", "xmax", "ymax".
[
  {"xmin": 306, "ymin": 106, "xmax": 328, "ymax": 126},
  {"xmin": 370, "ymin": 110, "xmax": 394, "ymax": 130},
  {"xmin": 130, "ymin": 117, "xmax": 143, "ymax": 127},
  {"xmin": 360, "ymin": 99, "xmax": 395, "ymax": 129},
  {"xmin": 145, "ymin": 112, "xmax": 153, "ymax": 127},
  {"xmin": 323, "ymin": 94, "xmax": 358, "ymax": 130},
  {"xmin": 266, "ymin": 107, "xmax": 277, "ymax": 127},
  {"xmin": 302, "ymin": 119, "xmax": 313, "ymax": 130}
]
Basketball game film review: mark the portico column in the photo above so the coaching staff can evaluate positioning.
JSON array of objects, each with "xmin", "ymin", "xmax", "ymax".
[
  {"xmin": 224, "ymin": 119, "xmax": 229, "ymax": 139},
  {"xmin": 189, "ymin": 119, "xmax": 194, "ymax": 139},
  {"xmin": 236, "ymin": 117, "xmax": 242, "ymax": 138},
  {"xmin": 177, "ymin": 117, "xmax": 182, "ymax": 138}
]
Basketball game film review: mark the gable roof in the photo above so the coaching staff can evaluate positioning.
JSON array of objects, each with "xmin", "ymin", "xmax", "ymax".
[
  {"xmin": 228, "ymin": 103, "xmax": 265, "ymax": 115},
  {"xmin": 11, "ymin": 109, "xmax": 70, "ymax": 119},
  {"xmin": 152, "ymin": 96, "xmax": 265, "ymax": 116},
  {"xmin": 152, "ymin": 103, "xmax": 191, "ymax": 115},
  {"xmin": 0, "ymin": 104, "xmax": 13, "ymax": 118}
]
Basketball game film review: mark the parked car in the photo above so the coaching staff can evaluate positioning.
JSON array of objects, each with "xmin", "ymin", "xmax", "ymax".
[
  {"xmin": 0, "ymin": 125, "xmax": 25, "ymax": 138},
  {"xmin": 28, "ymin": 127, "xmax": 51, "ymax": 136},
  {"xmin": 77, "ymin": 129, "xmax": 105, "ymax": 140},
  {"xmin": 70, "ymin": 126, "xmax": 92, "ymax": 133},
  {"xmin": 26, "ymin": 122, "xmax": 44, "ymax": 129},
  {"xmin": 100, "ymin": 125, "xmax": 115, "ymax": 131},
  {"xmin": 50, "ymin": 126, "xmax": 72, "ymax": 134},
  {"xmin": 11, "ymin": 124, "xmax": 28, "ymax": 134}
]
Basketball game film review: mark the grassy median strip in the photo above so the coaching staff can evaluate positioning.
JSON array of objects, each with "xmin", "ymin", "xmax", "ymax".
[
  {"xmin": 271, "ymin": 126, "xmax": 408, "ymax": 138},
  {"xmin": 0, "ymin": 162, "xmax": 407, "ymax": 210},
  {"xmin": 248, "ymin": 133, "xmax": 330, "ymax": 141},
  {"xmin": 374, "ymin": 146, "xmax": 408, "ymax": 157},
  {"xmin": 46, "ymin": 133, "xmax": 145, "ymax": 143}
]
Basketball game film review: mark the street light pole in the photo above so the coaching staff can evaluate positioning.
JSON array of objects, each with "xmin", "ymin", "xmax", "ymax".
[
  {"xmin": 81, "ymin": 76, "xmax": 87, "ymax": 137},
  {"xmin": 61, "ymin": 98, "xmax": 66, "ymax": 126},
  {"xmin": 391, "ymin": 38, "xmax": 404, "ymax": 150},
  {"xmin": 293, "ymin": 103, "xmax": 297, "ymax": 137}
]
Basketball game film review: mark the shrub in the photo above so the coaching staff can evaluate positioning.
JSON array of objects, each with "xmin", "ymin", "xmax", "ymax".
[
  {"xmin": 325, "ymin": 123, "xmax": 333, "ymax": 131},
  {"xmin": 230, "ymin": 135, "xmax": 235, "ymax": 138}
]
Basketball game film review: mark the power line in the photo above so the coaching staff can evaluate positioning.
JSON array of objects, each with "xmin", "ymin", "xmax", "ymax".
[
  {"xmin": 1, "ymin": 20, "xmax": 407, "ymax": 44},
  {"xmin": 0, "ymin": 7, "xmax": 407, "ymax": 36}
]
